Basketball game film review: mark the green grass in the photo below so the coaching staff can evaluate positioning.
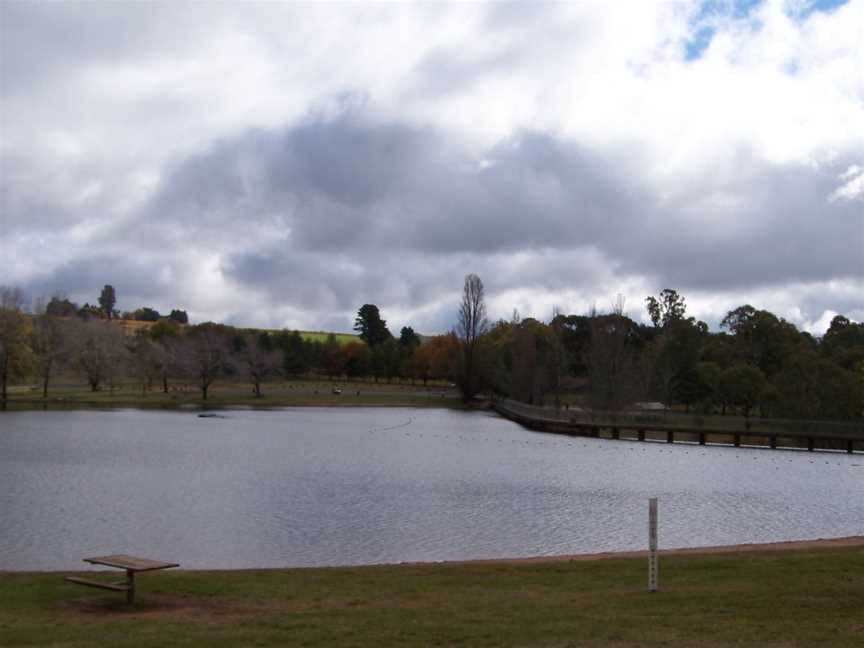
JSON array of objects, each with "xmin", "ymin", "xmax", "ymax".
[
  {"xmin": 2, "ymin": 378, "xmax": 460, "ymax": 411},
  {"xmin": 297, "ymin": 330, "xmax": 360, "ymax": 345},
  {"xmin": 2, "ymin": 547, "xmax": 862, "ymax": 647}
]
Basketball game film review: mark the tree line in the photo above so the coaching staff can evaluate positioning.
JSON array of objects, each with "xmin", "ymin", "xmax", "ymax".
[
  {"xmin": 1, "ymin": 280, "xmax": 862, "ymax": 421},
  {"xmin": 453, "ymin": 280, "xmax": 863, "ymax": 421},
  {"xmin": 44, "ymin": 285, "xmax": 189, "ymax": 324},
  {"xmin": 0, "ymin": 286, "xmax": 460, "ymax": 401}
]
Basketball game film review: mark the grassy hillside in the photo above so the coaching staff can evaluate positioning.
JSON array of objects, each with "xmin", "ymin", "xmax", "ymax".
[
  {"xmin": 84, "ymin": 318, "xmax": 362, "ymax": 345},
  {"xmin": 294, "ymin": 330, "xmax": 360, "ymax": 345}
]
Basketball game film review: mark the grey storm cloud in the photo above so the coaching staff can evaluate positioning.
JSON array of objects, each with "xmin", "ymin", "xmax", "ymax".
[{"xmin": 141, "ymin": 114, "xmax": 862, "ymax": 303}]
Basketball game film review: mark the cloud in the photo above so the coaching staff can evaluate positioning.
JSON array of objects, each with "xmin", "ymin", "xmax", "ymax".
[{"xmin": 2, "ymin": 1, "xmax": 862, "ymax": 336}]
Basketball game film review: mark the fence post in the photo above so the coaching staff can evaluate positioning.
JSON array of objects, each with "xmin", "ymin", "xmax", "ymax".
[{"xmin": 648, "ymin": 498, "xmax": 659, "ymax": 593}]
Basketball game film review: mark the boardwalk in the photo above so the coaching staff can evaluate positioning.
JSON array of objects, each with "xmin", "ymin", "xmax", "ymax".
[{"xmin": 492, "ymin": 399, "xmax": 864, "ymax": 454}]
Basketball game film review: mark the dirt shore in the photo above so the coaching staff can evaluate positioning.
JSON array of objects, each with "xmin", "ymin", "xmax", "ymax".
[{"xmin": 418, "ymin": 535, "xmax": 864, "ymax": 567}]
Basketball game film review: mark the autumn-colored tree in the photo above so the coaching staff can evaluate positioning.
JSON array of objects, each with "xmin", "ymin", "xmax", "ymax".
[{"xmin": 0, "ymin": 287, "xmax": 33, "ymax": 400}]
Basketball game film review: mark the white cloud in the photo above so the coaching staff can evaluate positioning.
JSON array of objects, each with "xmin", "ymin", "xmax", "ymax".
[{"xmin": 2, "ymin": 1, "xmax": 862, "ymax": 334}]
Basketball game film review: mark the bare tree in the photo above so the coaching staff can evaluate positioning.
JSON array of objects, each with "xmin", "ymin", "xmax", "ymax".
[
  {"xmin": 129, "ymin": 334, "xmax": 168, "ymax": 395},
  {"xmin": 237, "ymin": 333, "xmax": 281, "ymax": 397},
  {"xmin": 69, "ymin": 320, "xmax": 129, "ymax": 392},
  {"xmin": 456, "ymin": 274, "xmax": 489, "ymax": 401},
  {"xmin": 31, "ymin": 298, "xmax": 72, "ymax": 398},
  {"xmin": 179, "ymin": 324, "xmax": 228, "ymax": 400}
]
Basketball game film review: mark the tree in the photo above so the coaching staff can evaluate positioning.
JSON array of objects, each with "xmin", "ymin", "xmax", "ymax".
[
  {"xmin": 645, "ymin": 289, "xmax": 686, "ymax": 328},
  {"xmin": 45, "ymin": 295, "xmax": 79, "ymax": 317},
  {"xmin": 399, "ymin": 326, "xmax": 421, "ymax": 349},
  {"xmin": 510, "ymin": 320, "xmax": 539, "ymax": 404},
  {"xmin": 237, "ymin": 332, "xmax": 281, "ymax": 397},
  {"xmin": 169, "ymin": 309, "xmax": 189, "ymax": 324},
  {"xmin": 354, "ymin": 304, "xmax": 391, "ymax": 347},
  {"xmin": 31, "ymin": 300, "xmax": 71, "ymax": 398},
  {"xmin": 98, "ymin": 285, "xmax": 117, "ymax": 320},
  {"xmin": 456, "ymin": 274, "xmax": 489, "ymax": 401},
  {"xmin": 821, "ymin": 314, "xmax": 864, "ymax": 371},
  {"xmin": 646, "ymin": 317, "xmax": 706, "ymax": 411},
  {"xmin": 134, "ymin": 307, "xmax": 161, "ymax": 322},
  {"xmin": 694, "ymin": 361, "xmax": 722, "ymax": 413},
  {"xmin": 719, "ymin": 364, "xmax": 766, "ymax": 423},
  {"xmin": 720, "ymin": 305, "xmax": 804, "ymax": 377},
  {"xmin": 78, "ymin": 303, "xmax": 102, "ymax": 319},
  {"xmin": 342, "ymin": 341, "xmax": 371, "ymax": 378},
  {"xmin": 274, "ymin": 330, "xmax": 311, "ymax": 376},
  {"xmin": 0, "ymin": 287, "xmax": 33, "ymax": 401},
  {"xmin": 148, "ymin": 319, "xmax": 181, "ymax": 392},
  {"xmin": 180, "ymin": 323, "xmax": 229, "ymax": 400},
  {"xmin": 585, "ymin": 313, "xmax": 643, "ymax": 412},
  {"xmin": 772, "ymin": 351, "xmax": 862, "ymax": 420},
  {"xmin": 129, "ymin": 333, "xmax": 167, "ymax": 395},
  {"xmin": 70, "ymin": 319, "xmax": 129, "ymax": 392}
]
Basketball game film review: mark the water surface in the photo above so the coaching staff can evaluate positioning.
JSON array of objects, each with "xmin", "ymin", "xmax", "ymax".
[{"xmin": 1, "ymin": 407, "xmax": 861, "ymax": 570}]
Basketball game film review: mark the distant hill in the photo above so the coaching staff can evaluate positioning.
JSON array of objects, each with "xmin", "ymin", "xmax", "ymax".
[{"xmin": 30, "ymin": 314, "xmax": 366, "ymax": 345}]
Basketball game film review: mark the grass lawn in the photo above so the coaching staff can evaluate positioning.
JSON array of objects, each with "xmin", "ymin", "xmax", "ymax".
[
  {"xmin": 2, "ymin": 378, "xmax": 460, "ymax": 411},
  {"xmin": 2, "ymin": 547, "xmax": 862, "ymax": 647}
]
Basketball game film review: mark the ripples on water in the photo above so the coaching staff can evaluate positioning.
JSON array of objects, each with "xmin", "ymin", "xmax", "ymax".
[{"xmin": 0, "ymin": 407, "xmax": 861, "ymax": 570}]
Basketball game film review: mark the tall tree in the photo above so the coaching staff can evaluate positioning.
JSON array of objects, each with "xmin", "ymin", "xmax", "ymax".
[
  {"xmin": 456, "ymin": 274, "xmax": 489, "ymax": 401},
  {"xmin": 98, "ymin": 285, "xmax": 116, "ymax": 320},
  {"xmin": 586, "ymin": 313, "xmax": 643, "ymax": 411},
  {"xmin": 645, "ymin": 289, "xmax": 686, "ymax": 328},
  {"xmin": 354, "ymin": 304, "xmax": 391, "ymax": 347}
]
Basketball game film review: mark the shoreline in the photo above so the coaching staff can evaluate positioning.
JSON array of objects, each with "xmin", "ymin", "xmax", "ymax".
[
  {"xmin": 423, "ymin": 534, "xmax": 864, "ymax": 567},
  {"xmin": 6, "ymin": 535, "xmax": 863, "ymax": 574}
]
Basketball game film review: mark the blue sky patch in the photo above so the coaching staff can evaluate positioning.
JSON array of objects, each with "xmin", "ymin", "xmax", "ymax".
[
  {"xmin": 685, "ymin": 26, "xmax": 716, "ymax": 60},
  {"xmin": 684, "ymin": 0, "xmax": 849, "ymax": 61},
  {"xmin": 684, "ymin": 1, "xmax": 762, "ymax": 61},
  {"xmin": 786, "ymin": 0, "xmax": 849, "ymax": 20}
]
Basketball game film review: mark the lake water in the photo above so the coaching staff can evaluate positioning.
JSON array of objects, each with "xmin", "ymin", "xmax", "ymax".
[{"xmin": 1, "ymin": 407, "xmax": 862, "ymax": 570}]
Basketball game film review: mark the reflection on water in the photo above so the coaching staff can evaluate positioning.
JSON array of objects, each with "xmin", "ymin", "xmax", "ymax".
[{"xmin": 0, "ymin": 407, "xmax": 862, "ymax": 570}]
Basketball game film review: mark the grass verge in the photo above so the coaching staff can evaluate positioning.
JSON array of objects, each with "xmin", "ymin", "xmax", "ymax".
[
  {"xmin": 2, "ymin": 547, "xmax": 862, "ymax": 647},
  {"xmin": 2, "ymin": 379, "xmax": 461, "ymax": 411}
]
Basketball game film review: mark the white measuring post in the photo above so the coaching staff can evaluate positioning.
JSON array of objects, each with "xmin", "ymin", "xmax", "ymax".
[{"xmin": 648, "ymin": 497, "xmax": 659, "ymax": 592}]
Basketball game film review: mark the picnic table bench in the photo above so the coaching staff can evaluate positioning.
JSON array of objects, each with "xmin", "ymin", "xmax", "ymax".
[{"xmin": 65, "ymin": 554, "xmax": 179, "ymax": 603}]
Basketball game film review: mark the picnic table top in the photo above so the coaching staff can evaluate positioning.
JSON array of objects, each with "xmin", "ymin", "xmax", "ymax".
[{"xmin": 82, "ymin": 554, "xmax": 180, "ymax": 572}]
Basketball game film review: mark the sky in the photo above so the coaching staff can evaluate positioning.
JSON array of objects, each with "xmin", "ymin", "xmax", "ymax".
[{"xmin": 2, "ymin": 0, "xmax": 862, "ymax": 335}]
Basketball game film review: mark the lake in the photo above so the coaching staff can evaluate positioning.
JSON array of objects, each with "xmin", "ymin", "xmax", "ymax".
[{"xmin": 1, "ymin": 407, "xmax": 861, "ymax": 570}]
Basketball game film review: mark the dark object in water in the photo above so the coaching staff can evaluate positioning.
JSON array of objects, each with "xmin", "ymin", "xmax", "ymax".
[{"xmin": 198, "ymin": 413, "xmax": 227, "ymax": 419}]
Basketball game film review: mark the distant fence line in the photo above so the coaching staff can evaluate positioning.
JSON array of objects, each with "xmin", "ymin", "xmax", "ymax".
[{"xmin": 493, "ymin": 398, "xmax": 864, "ymax": 442}]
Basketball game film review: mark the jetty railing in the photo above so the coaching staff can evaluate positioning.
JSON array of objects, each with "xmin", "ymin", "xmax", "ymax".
[{"xmin": 492, "ymin": 398, "xmax": 863, "ymax": 452}]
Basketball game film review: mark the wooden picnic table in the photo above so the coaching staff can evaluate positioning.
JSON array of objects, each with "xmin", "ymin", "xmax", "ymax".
[{"xmin": 65, "ymin": 554, "xmax": 179, "ymax": 604}]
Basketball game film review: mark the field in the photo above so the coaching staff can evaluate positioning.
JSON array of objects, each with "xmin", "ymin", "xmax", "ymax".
[
  {"xmin": 2, "ymin": 377, "xmax": 458, "ymax": 410},
  {"xmin": 295, "ymin": 330, "xmax": 360, "ymax": 345},
  {"xmin": 2, "ymin": 544, "xmax": 862, "ymax": 647}
]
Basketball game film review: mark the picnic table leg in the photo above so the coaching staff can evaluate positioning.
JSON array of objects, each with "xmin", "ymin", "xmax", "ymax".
[{"xmin": 126, "ymin": 570, "xmax": 135, "ymax": 604}]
